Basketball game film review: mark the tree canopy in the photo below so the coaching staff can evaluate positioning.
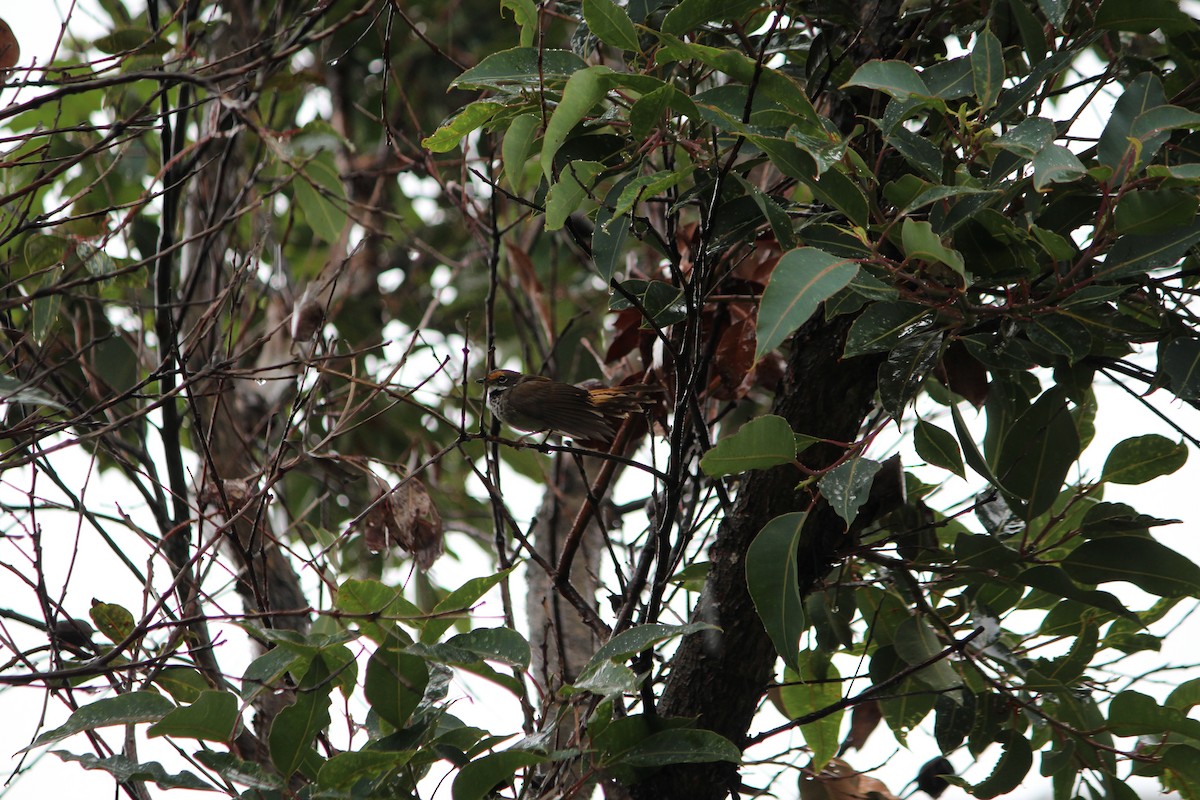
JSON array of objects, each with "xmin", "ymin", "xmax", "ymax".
[{"xmin": 3, "ymin": 1, "xmax": 1200, "ymax": 799}]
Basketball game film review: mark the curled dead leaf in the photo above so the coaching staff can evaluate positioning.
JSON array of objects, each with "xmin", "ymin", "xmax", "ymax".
[
  {"xmin": 799, "ymin": 757, "xmax": 901, "ymax": 800},
  {"xmin": 0, "ymin": 18, "xmax": 19, "ymax": 81},
  {"xmin": 361, "ymin": 472, "xmax": 444, "ymax": 570}
]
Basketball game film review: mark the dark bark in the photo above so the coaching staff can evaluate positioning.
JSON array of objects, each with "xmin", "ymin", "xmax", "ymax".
[{"xmin": 631, "ymin": 316, "xmax": 882, "ymax": 800}]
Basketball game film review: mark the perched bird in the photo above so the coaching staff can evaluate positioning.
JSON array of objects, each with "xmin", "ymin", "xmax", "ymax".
[{"xmin": 477, "ymin": 369, "xmax": 659, "ymax": 441}]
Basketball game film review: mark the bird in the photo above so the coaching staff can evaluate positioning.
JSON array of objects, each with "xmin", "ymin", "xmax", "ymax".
[{"xmin": 476, "ymin": 369, "xmax": 659, "ymax": 441}]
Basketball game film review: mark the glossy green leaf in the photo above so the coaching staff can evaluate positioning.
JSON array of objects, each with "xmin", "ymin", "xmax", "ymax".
[
  {"xmin": 901, "ymin": 218, "xmax": 965, "ymax": 276},
  {"xmin": 452, "ymin": 48, "xmax": 587, "ymax": 90},
  {"xmin": 700, "ymin": 414, "xmax": 800, "ymax": 476},
  {"xmin": 1158, "ymin": 337, "xmax": 1200, "ymax": 400},
  {"xmin": 610, "ymin": 729, "xmax": 741, "ymax": 767},
  {"xmin": 1031, "ymin": 145, "xmax": 1085, "ymax": 191},
  {"xmin": 971, "ymin": 27, "xmax": 1004, "ymax": 110},
  {"xmin": 934, "ymin": 691, "xmax": 975, "ymax": 754},
  {"xmin": 364, "ymin": 644, "xmax": 429, "ymax": 730},
  {"xmin": 423, "ymin": 101, "xmax": 503, "ymax": 153},
  {"xmin": 584, "ymin": 0, "xmax": 640, "ymax": 52},
  {"xmin": 34, "ymin": 692, "xmax": 174, "ymax": 746},
  {"xmin": 915, "ymin": 418, "xmax": 966, "ymax": 478},
  {"xmin": 994, "ymin": 117, "xmax": 1055, "ymax": 159},
  {"xmin": 1114, "ymin": 189, "xmax": 1199, "ymax": 235},
  {"xmin": 424, "ymin": 568, "xmax": 516, "ymax": 643},
  {"xmin": 50, "ymin": 752, "xmax": 211, "ymax": 791},
  {"xmin": 542, "ymin": 66, "xmax": 613, "ymax": 178},
  {"xmin": 500, "ymin": 0, "xmax": 537, "ymax": 46},
  {"xmin": 269, "ymin": 660, "xmax": 332, "ymax": 778},
  {"xmin": 444, "ymin": 627, "xmax": 531, "ymax": 670},
  {"xmin": 610, "ymin": 168, "xmax": 691, "ymax": 220},
  {"xmin": 661, "ymin": 0, "xmax": 761, "ymax": 35},
  {"xmin": 1108, "ymin": 690, "xmax": 1200, "ymax": 739},
  {"xmin": 970, "ymin": 730, "xmax": 1032, "ymax": 799},
  {"xmin": 878, "ymin": 331, "xmax": 942, "ymax": 417},
  {"xmin": 317, "ymin": 751, "xmax": 416, "ymax": 790},
  {"xmin": 544, "ymin": 160, "xmax": 604, "ymax": 231},
  {"xmin": 993, "ymin": 389, "xmax": 1079, "ymax": 517},
  {"xmin": 746, "ymin": 512, "xmax": 807, "ymax": 670},
  {"xmin": 146, "ymin": 690, "xmax": 239, "ymax": 742},
  {"xmin": 755, "ymin": 247, "xmax": 858, "ymax": 360},
  {"xmin": 1025, "ymin": 315, "xmax": 1091, "ymax": 363},
  {"xmin": 843, "ymin": 301, "xmax": 933, "ymax": 358},
  {"xmin": 894, "ymin": 616, "xmax": 962, "ymax": 691},
  {"xmin": 1101, "ymin": 434, "xmax": 1188, "ymax": 485},
  {"xmin": 779, "ymin": 654, "xmax": 842, "ymax": 769},
  {"xmin": 885, "ymin": 127, "xmax": 943, "ymax": 180},
  {"xmin": 1016, "ymin": 566, "xmax": 1133, "ymax": 619},
  {"xmin": 1063, "ymin": 537, "xmax": 1200, "ymax": 597},
  {"xmin": 453, "ymin": 750, "xmax": 548, "ymax": 800},
  {"xmin": 580, "ymin": 622, "xmax": 715, "ymax": 680},
  {"xmin": 1095, "ymin": 0, "xmax": 1195, "ymax": 33},
  {"xmin": 819, "ymin": 458, "xmax": 883, "ymax": 526},
  {"xmin": 295, "ymin": 152, "xmax": 346, "ymax": 243},
  {"xmin": 1102, "ymin": 219, "xmax": 1200, "ymax": 279},
  {"xmin": 502, "ymin": 113, "xmax": 539, "ymax": 193},
  {"xmin": 844, "ymin": 60, "xmax": 930, "ymax": 99}
]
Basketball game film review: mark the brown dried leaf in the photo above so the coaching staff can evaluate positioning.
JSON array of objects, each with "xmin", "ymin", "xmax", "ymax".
[
  {"xmin": 505, "ymin": 241, "xmax": 554, "ymax": 347},
  {"xmin": 936, "ymin": 342, "xmax": 988, "ymax": 408},
  {"xmin": 840, "ymin": 699, "xmax": 882, "ymax": 754},
  {"xmin": 799, "ymin": 757, "xmax": 901, "ymax": 800},
  {"xmin": 361, "ymin": 473, "xmax": 444, "ymax": 570},
  {"xmin": 0, "ymin": 18, "xmax": 19, "ymax": 80}
]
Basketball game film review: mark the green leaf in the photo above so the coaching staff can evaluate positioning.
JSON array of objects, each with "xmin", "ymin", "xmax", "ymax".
[
  {"xmin": 153, "ymin": 667, "xmax": 210, "ymax": 704},
  {"xmin": 915, "ymin": 418, "xmax": 966, "ymax": 478},
  {"xmin": 951, "ymin": 401, "xmax": 1006, "ymax": 490},
  {"xmin": 1101, "ymin": 434, "xmax": 1188, "ymax": 485},
  {"xmin": 885, "ymin": 126, "xmax": 944, "ymax": 180},
  {"xmin": 755, "ymin": 247, "xmax": 859, "ymax": 360},
  {"xmin": 661, "ymin": 0, "xmax": 762, "ymax": 35},
  {"xmin": 970, "ymin": 730, "xmax": 1032, "ymax": 799},
  {"xmin": 1095, "ymin": 0, "xmax": 1196, "ymax": 33},
  {"xmin": 609, "ymin": 729, "xmax": 741, "ymax": 767},
  {"xmin": 444, "ymin": 627, "xmax": 532, "ymax": 670},
  {"xmin": 971, "ymin": 27, "xmax": 1004, "ymax": 110},
  {"xmin": 269, "ymin": 661, "xmax": 332, "ymax": 778},
  {"xmin": 1108, "ymin": 690, "xmax": 1200, "ymax": 739},
  {"xmin": 994, "ymin": 116, "xmax": 1056, "ymax": 159},
  {"xmin": 843, "ymin": 301, "xmax": 932, "ymax": 358},
  {"xmin": 779, "ymin": 653, "xmax": 842, "ymax": 769},
  {"xmin": 584, "ymin": 0, "xmax": 640, "ymax": 51},
  {"xmin": 318, "ymin": 751, "xmax": 416, "ymax": 790},
  {"xmin": 452, "ymin": 48, "xmax": 587, "ymax": 90},
  {"xmin": 423, "ymin": 101, "xmax": 503, "ymax": 153},
  {"xmin": 51, "ymin": 752, "xmax": 211, "ymax": 791},
  {"xmin": 364, "ymin": 644, "xmax": 429, "ymax": 730},
  {"xmin": 34, "ymin": 692, "xmax": 174, "ymax": 746},
  {"xmin": 1102, "ymin": 219, "xmax": 1200, "ymax": 279},
  {"xmin": 195, "ymin": 751, "xmax": 283, "ymax": 790},
  {"xmin": 1031, "ymin": 145, "xmax": 1085, "ymax": 191},
  {"xmin": 502, "ymin": 113, "xmax": 539, "ymax": 193},
  {"xmin": 542, "ymin": 65, "xmax": 613, "ymax": 178},
  {"xmin": 901, "ymin": 218, "xmax": 965, "ymax": 277},
  {"xmin": 93, "ymin": 28, "xmax": 171, "ymax": 55},
  {"xmin": 1016, "ymin": 566, "xmax": 1133, "ymax": 619},
  {"xmin": 843, "ymin": 60, "xmax": 930, "ymax": 99},
  {"xmin": 1114, "ymin": 189, "xmax": 1199, "ymax": 235},
  {"xmin": 295, "ymin": 152, "xmax": 346, "ymax": 243},
  {"xmin": 452, "ymin": 751, "xmax": 548, "ymax": 800},
  {"xmin": 700, "ymin": 415, "xmax": 801, "ymax": 476},
  {"xmin": 594, "ymin": 181, "xmax": 634, "ymax": 284},
  {"xmin": 424, "ymin": 568, "xmax": 516, "ymax": 642},
  {"xmin": 89, "ymin": 601, "xmax": 135, "ymax": 644},
  {"xmin": 1158, "ymin": 337, "xmax": 1200, "ymax": 400},
  {"xmin": 819, "ymin": 458, "xmax": 883, "ymax": 526},
  {"xmin": 993, "ymin": 389, "xmax": 1079, "ymax": 518},
  {"xmin": 894, "ymin": 616, "xmax": 962, "ymax": 691},
  {"xmin": 609, "ymin": 168, "xmax": 691, "ymax": 220},
  {"xmin": 578, "ymin": 622, "xmax": 715, "ymax": 684},
  {"xmin": 147, "ymin": 690, "xmax": 240, "ymax": 742},
  {"xmin": 544, "ymin": 160, "xmax": 604, "ymax": 230},
  {"xmin": 934, "ymin": 691, "xmax": 975, "ymax": 754},
  {"xmin": 500, "ymin": 0, "xmax": 538, "ymax": 46},
  {"xmin": 1025, "ymin": 315, "xmax": 1091, "ymax": 363},
  {"xmin": 1063, "ymin": 537, "xmax": 1200, "ymax": 597},
  {"xmin": 746, "ymin": 512, "xmax": 808, "ymax": 670}
]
